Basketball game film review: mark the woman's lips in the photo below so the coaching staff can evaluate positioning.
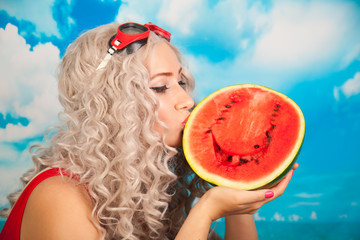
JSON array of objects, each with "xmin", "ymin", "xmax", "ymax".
[{"xmin": 182, "ymin": 115, "xmax": 190, "ymax": 127}]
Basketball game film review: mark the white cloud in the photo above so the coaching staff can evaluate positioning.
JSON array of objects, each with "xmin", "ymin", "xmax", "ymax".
[
  {"xmin": 333, "ymin": 86, "xmax": 340, "ymax": 101},
  {"xmin": 0, "ymin": 167, "xmax": 24, "ymax": 206},
  {"xmin": 0, "ymin": 143, "xmax": 18, "ymax": 163},
  {"xmin": 335, "ymin": 72, "xmax": 360, "ymax": 100},
  {"xmin": 0, "ymin": 23, "xmax": 62, "ymax": 141},
  {"xmin": 0, "ymin": 143, "xmax": 33, "ymax": 206},
  {"xmin": 115, "ymin": 0, "xmax": 163, "ymax": 24},
  {"xmin": 340, "ymin": 43, "xmax": 360, "ymax": 69},
  {"xmin": 251, "ymin": 1, "xmax": 360, "ymax": 73},
  {"xmin": 289, "ymin": 202, "xmax": 320, "ymax": 208},
  {"xmin": 271, "ymin": 212, "xmax": 285, "ymax": 221},
  {"xmin": 184, "ymin": 54, "xmax": 230, "ymax": 100},
  {"xmin": 0, "ymin": 0, "xmax": 62, "ymax": 37},
  {"xmin": 341, "ymin": 73, "xmax": 360, "ymax": 98},
  {"xmin": 181, "ymin": 0, "xmax": 270, "ymax": 47},
  {"xmin": 339, "ymin": 214, "xmax": 348, "ymax": 219},
  {"xmin": 157, "ymin": 0, "xmax": 203, "ymax": 35},
  {"xmin": 310, "ymin": 211, "xmax": 317, "ymax": 220},
  {"xmin": 288, "ymin": 214, "xmax": 303, "ymax": 222},
  {"xmin": 295, "ymin": 192, "xmax": 323, "ymax": 198},
  {"xmin": 254, "ymin": 212, "xmax": 266, "ymax": 221}
]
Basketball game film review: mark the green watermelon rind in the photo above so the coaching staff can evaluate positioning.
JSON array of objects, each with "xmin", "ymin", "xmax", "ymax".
[
  {"xmin": 260, "ymin": 146, "xmax": 302, "ymax": 189},
  {"xmin": 183, "ymin": 84, "xmax": 305, "ymax": 190}
]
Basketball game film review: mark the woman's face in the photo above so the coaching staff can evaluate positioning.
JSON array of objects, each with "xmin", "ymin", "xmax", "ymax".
[{"xmin": 147, "ymin": 42, "xmax": 195, "ymax": 147}]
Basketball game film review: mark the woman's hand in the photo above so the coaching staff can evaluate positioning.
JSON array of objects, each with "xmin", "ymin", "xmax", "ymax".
[
  {"xmin": 222, "ymin": 163, "xmax": 299, "ymax": 240},
  {"xmin": 196, "ymin": 163, "xmax": 298, "ymax": 222},
  {"xmin": 175, "ymin": 163, "xmax": 298, "ymax": 240}
]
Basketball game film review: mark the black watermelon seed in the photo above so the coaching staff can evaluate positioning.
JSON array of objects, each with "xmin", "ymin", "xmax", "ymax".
[
  {"xmin": 271, "ymin": 125, "xmax": 276, "ymax": 129},
  {"xmin": 275, "ymin": 104, "xmax": 280, "ymax": 108},
  {"xmin": 272, "ymin": 114, "xmax": 277, "ymax": 117},
  {"xmin": 225, "ymin": 105, "xmax": 231, "ymax": 108},
  {"xmin": 218, "ymin": 117, "xmax": 225, "ymax": 120},
  {"xmin": 255, "ymin": 159, "xmax": 259, "ymax": 164},
  {"xmin": 266, "ymin": 131, "xmax": 271, "ymax": 138},
  {"xmin": 206, "ymin": 130, "xmax": 212, "ymax": 133},
  {"xmin": 274, "ymin": 109, "xmax": 279, "ymax": 112},
  {"xmin": 254, "ymin": 144, "xmax": 260, "ymax": 149},
  {"xmin": 227, "ymin": 156, "xmax": 233, "ymax": 162},
  {"xmin": 239, "ymin": 158, "xmax": 249, "ymax": 165}
]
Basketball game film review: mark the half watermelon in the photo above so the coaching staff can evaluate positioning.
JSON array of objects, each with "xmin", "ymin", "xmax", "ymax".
[{"xmin": 183, "ymin": 84, "xmax": 305, "ymax": 190}]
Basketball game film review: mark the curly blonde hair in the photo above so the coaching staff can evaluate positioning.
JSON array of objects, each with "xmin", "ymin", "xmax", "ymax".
[{"xmin": 1, "ymin": 23, "xmax": 211, "ymax": 239}]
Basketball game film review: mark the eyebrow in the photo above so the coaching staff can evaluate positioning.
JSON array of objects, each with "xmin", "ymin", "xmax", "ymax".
[{"xmin": 150, "ymin": 67, "xmax": 182, "ymax": 80}]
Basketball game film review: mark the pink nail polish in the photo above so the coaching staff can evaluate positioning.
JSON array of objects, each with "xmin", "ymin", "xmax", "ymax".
[{"xmin": 265, "ymin": 191, "xmax": 274, "ymax": 198}]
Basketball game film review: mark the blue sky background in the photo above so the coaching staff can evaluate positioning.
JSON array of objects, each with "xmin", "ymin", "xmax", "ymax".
[{"xmin": 0, "ymin": 0, "xmax": 359, "ymax": 238}]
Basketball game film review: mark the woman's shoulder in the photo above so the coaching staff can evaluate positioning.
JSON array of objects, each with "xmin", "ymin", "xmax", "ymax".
[{"xmin": 20, "ymin": 174, "xmax": 101, "ymax": 240}]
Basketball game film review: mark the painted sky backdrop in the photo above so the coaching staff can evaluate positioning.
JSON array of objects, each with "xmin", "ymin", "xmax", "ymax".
[{"xmin": 1, "ymin": 0, "xmax": 360, "ymax": 237}]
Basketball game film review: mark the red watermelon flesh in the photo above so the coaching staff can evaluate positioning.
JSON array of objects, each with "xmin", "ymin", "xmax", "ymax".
[{"xmin": 183, "ymin": 84, "xmax": 305, "ymax": 190}]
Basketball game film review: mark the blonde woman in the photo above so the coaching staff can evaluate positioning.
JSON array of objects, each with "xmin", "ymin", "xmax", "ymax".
[{"xmin": 0, "ymin": 22, "xmax": 297, "ymax": 240}]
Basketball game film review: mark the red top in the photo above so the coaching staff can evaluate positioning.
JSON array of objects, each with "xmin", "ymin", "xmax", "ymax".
[{"xmin": 0, "ymin": 168, "xmax": 84, "ymax": 240}]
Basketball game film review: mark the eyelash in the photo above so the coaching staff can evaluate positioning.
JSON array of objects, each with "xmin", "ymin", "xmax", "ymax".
[
  {"xmin": 178, "ymin": 80, "xmax": 186, "ymax": 88},
  {"xmin": 150, "ymin": 85, "xmax": 169, "ymax": 93},
  {"xmin": 151, "ymin": 80, "xmax": 187, "ymax": 93}
]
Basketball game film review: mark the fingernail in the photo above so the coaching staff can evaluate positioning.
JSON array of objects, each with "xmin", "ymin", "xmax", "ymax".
[
  {"xmin": 265, "ymin": 191, "xmax": 274, "ymax": 198},
  {"xmin": 291, "ymin": 170, "xmax": 294, "ymax": 176}
]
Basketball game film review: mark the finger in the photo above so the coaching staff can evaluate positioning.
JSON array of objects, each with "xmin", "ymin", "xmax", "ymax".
[
  {"xmin": 292, "ymin": 163, "xmax": 299, "ymax": 170},
  {"xmin": 270, "ymin": 169, "xmax": 294, "ymax": 198},
  {"xmin": 231, "ymin": 188, "xmax": 275, "ymax": 204}
]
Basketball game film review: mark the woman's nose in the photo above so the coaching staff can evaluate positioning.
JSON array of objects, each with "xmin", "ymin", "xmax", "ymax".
[{"xmin": 175, "ymin": 87, "xmax": 195, "ymax": 111}]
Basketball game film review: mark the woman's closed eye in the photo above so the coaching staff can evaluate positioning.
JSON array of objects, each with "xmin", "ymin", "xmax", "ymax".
[
  {"xmin": 150, "ymin": 80, "xmax": 186, "ymax": 93},
  {"xmin": 151, "ymin": 85, "xmax": 169, "ymax": 93},
  {"xmin": 178, "ymin": 80, "xmax": 186, "ymax": 89}
]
